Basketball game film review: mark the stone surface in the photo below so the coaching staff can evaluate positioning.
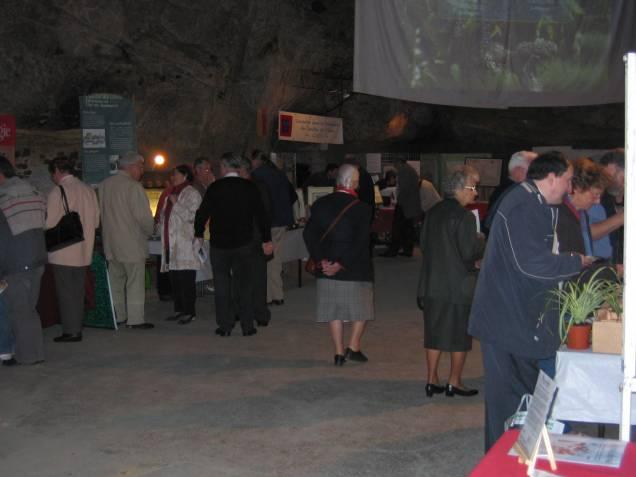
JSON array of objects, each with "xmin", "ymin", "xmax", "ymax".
[{"xmin": 0, "ymin": 0, "xmax": 626, "ymax": 162}]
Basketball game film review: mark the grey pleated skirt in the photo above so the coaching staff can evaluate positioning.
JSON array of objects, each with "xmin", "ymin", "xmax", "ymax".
[{"xmin": 316, "ymin": 278, "xmax": 374, "ymax": 323}]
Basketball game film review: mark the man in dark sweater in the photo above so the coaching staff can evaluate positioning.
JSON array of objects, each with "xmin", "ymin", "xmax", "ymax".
[
  {"xmin": 469, "ymin": 152, "xmax": 588, "ymax": 452},
  {"xmin": 194, "ymin": 152, "xmax": 273, "ymax": 336}
]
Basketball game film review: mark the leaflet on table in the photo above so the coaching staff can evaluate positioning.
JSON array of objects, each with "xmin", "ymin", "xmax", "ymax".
[{"xmin": 509, "ymin": 434, "xmax": 627, "ymax": 468}]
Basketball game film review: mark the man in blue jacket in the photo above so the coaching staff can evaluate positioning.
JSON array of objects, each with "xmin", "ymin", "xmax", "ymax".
[{"xmin": 469, "ymin": 151, "xmax": 590, "ymax": 451}]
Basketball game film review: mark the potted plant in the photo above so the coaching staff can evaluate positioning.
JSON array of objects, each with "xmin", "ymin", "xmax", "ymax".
[{"xmin": 548, "ymin": 268, "xmax": 609, "ymax": 350}]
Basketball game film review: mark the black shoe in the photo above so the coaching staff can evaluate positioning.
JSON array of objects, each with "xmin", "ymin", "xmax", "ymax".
[
  {"xmin": 256, "ymin": 320, "xmax": 269, "ymax": 327},
  {"xmin": 445, "ymin": 383, "xmax": 478, "ymax": 397},
  {"xmin": 268, "ymin": 299, "xmax": 284, "ymax": 306},
  {"xmin": 178, "ymin": 315, "xmax": 196, "ymax": 325},
  {"xmin": 425, "ymin": 383, "xmax": 445, "ymax": 397},
  {"xmin": 126, "ymin": 323, "xmax": 155, "ymax": 329},
  {"xmin": 344, "ymin": 347, "xmax": 368, "ymax": 362},
  {"xmin": 1, "ymin": 358, "xmax": 18, "ymax": 366},
  {"xmin": 242, "ymin": 328, "xmax": 257, "ymax": 337},
  {"xmin": 215, "ymin": 327, "xmax": 232, "ymax": 337},
  {"xmin": 334, "ymin": 354, "xmax": 346, "ymax": 366},
  {"xmin": 53, "ymin": 333, "xmax": 83, "ymax": 343},
  {"xmin": 166, "ymin": 313, "xmax": 185, "ymax": 321}
]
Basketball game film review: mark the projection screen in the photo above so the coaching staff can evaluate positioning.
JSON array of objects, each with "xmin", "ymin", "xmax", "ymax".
[{"xmin": 354, "ymin": 0, "xmax": 636, "ymax": 108}]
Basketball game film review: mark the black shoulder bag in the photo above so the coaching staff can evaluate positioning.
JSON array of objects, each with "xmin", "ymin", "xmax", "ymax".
[{"xmin": 45, "ymin": 186, "xmax": 85, "ymax": 252}]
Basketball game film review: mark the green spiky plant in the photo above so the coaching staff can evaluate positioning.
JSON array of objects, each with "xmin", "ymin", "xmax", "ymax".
[{"xmin": 547, "ymin": 268, "xmax": 611, "ymax": 344}]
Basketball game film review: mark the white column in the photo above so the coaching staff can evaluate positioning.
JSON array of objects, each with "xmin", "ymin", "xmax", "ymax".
[{"xmin": 621, "ymin": 52, "xmax": 636, "ymax": 441}]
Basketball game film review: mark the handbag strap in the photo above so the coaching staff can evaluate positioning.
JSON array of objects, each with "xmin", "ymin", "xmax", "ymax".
[
  {"xmin": 319, "ymin": 199, "xmax": 359, "ymax": 243},
  {"xmin": 59, "ymin": 185, "xmax": 70, "ymax": 214}
]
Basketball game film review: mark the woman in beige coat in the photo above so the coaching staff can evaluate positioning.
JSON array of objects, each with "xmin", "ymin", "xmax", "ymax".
[
  {"xmin": 46, "ymin": 157, "xmax": 100, "ymax": 342},
  {"xmin": 159, "ymin": 165, "xmax": 202, "ymax": 324}
]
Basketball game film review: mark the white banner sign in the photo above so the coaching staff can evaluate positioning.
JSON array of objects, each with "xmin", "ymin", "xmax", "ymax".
[{"xmin": 278, "ymin": 111, "xmax": 343, "ymax": 144}]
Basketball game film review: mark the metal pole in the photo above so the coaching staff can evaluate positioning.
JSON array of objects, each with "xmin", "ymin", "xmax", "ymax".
[{"xmin": 620, "ymin": 52, "xmax": 636, "ymax": 441}]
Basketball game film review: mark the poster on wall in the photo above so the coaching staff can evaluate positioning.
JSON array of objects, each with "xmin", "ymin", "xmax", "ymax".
[
  {"xmin": 465, "ymin": 158, "xmax": 502, "ymax": 187},
  {"xmin": 80, "ymin": 95, "xmax": 136, "ymax": 185},
  {"xmin": 0, "ymin": 114, "xmax": 16, "ymax": 165},
  {"xmin": 278, "ymin": 111, "xmax": 343, "ymax": 144}
]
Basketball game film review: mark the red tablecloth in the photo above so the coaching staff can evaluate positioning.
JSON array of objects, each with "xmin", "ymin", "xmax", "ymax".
[
  {"xmin": 469, "ymin": 430, "xmax": 636, "ymax": 476},
  {"xmin": 372, "ymin": 207, "xmax": 394, "ymax": 234}
]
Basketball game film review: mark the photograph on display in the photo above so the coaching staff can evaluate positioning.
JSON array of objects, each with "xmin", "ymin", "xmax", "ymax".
[{"xmin": 82, "ymin": 129, "xmax": 106, "ymax": 148}]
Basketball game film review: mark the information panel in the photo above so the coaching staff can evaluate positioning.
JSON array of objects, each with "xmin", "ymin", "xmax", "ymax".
[{"xmin": 80, "ymin": 95, "xmax": 136, "ymax": 185}]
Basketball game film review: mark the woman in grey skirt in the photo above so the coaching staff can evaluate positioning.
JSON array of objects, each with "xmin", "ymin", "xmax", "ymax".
[
  {"xmin": 303, "ymin": 164, "xmax": 374, "ymax": 366},
  {"xmin": 417, "ymin": 166, "xmax": 485, "ymax": 397}
]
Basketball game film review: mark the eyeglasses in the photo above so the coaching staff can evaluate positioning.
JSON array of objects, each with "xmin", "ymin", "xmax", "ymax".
[{"xmin": 464, "ymin": 185, "xmax": 477, "ymax": 192}]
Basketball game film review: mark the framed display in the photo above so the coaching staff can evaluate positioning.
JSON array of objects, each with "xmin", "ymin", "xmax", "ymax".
[
  {"xmin": 307, "ymin": 186, "xmax": 333, "ymax": 206},
  {"xmin": 465, "ymin": 158, "xmax": 502, "ymax": 187}
]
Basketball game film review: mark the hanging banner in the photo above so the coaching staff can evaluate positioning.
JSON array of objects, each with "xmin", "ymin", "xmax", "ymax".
[
  {"xmin": 0, "ymin": 114, "xmax": 16, "ymax": 165},
  {"xmin": 80, "ymin": 94, "xmax": 136, "ymax": 185},
  {"xmin": 278, "ymin": 111, "xmax": 343, "ymax": 144}
]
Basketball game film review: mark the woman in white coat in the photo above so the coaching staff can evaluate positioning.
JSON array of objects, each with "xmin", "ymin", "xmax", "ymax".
[{"xmin": 160, "ymin": 165, "xmax": 202, "ymax": 324}]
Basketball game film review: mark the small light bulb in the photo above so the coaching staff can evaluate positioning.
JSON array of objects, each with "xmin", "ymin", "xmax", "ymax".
[{"xmin": 154, "ymin": 154, "xmax": 165, "ymax": 166}]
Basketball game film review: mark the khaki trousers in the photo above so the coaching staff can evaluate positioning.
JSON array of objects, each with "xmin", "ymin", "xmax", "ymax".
[
  {"xmin": 108, "ymin": 260, "xmax": 146, "ymax": 325},
  {"xmin": 267, "ymin": 227, "xmax": 286, "ymax": 302}
]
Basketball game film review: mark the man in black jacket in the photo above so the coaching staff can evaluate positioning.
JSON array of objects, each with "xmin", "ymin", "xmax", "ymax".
[
  {"xmin": 469, "ymin": 152, "xmax": 589, "ymax": 452},
  {"xmin": 194, "ymin": 153, "xmax": 273, "ymax": 336}
]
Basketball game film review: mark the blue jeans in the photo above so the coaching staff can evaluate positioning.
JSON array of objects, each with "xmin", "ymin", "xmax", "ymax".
[{"xmin": 0, "ymin": 294, "xmax": 14, "ymax": 358}]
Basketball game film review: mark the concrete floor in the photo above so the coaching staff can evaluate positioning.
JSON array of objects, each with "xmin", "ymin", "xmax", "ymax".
[{"xmin": 1, "ymin": 254, "xmax": 487, "ymax": 477}]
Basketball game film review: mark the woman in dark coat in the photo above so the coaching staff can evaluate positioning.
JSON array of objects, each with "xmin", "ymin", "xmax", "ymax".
[
  {"xmin": 303, "ymin": 164, "xmax": 374, "ymax": 366},
  {"xmin": 417, "ymin": 166, "xmax": 484, "ymax": 397}
]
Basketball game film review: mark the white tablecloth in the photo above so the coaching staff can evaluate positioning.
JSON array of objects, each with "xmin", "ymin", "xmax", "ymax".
[
  {"xmin": 147, "ymin": 239, "xmax": 212, "ymax": 282},
  {"xmin": 552, "ymin": 348, "xmax": 636, "ymax": 424},
  {"xmin": 278, "ymin": 227, "xmax": 309, "ymax": 263}
]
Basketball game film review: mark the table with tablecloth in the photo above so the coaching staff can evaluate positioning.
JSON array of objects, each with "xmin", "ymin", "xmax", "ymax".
[
  {"xmin": 469, "ymin": 430, "xmax": 636, "ymax": 476},
  {"xmin": 148, "ymin": 227, "xmax": 310, "ymax": 287},
  {"xmin": 552, "ymin": 348, "xmax": 636, "ymax": 425}
]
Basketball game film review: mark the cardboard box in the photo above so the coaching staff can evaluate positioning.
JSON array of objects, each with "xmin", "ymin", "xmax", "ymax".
[{"xmin": 592, "ymin": 320, "xmax": 622, "ymax": 354}]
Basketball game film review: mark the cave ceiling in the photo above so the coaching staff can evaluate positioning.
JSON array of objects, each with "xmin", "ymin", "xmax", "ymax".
[{"xmin": 0, "ymin": 0, "xmax": 625, "ymax": 160}]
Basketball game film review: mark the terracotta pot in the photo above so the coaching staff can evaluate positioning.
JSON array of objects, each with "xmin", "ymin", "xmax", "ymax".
[{"xmin": 567, "ymin": 323, "xmax": 592, "ymax": 350}]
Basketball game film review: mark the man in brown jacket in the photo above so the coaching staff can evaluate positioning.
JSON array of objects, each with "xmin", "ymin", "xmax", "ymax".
[
  {"xmin": 98, "ymin": 152, "xmax": 154, "ymax": 329},
  {"xmin": 46, "ymin": 156, "xmax": 100, "ymax": 342}
]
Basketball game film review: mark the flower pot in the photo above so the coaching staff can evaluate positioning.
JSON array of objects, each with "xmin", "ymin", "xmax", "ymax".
[{"xmin": 567, "ymin": 323, "xmax": 592, "ymax": 350}]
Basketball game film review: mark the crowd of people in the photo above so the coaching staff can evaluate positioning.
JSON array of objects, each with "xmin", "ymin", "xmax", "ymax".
[{"xmin": 0, "ymin": 147, "xmax": 626, "ymax": 455}]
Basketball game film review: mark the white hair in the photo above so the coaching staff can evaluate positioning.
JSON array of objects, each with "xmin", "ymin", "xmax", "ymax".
[
  {"xmin": 336, "ymin": 164, "xmax": 358, "ymax": 189},
  {"xmin": 508, "ymin": 151, "xmax": 535, "ymax": 174}
]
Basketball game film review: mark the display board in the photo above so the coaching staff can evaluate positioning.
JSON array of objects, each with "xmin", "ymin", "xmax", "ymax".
[
  {"xmin": 80, "ymin": 95, "xmax": 136, "ymax": 185},
  {"xmin": 0, "ymin": 114, "xmax": 16, "ymax": 165}
]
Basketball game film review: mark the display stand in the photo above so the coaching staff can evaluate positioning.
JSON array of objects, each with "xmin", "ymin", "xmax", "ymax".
[
  {"xmin": 515, "ymin": 426, "xmax": 556, "ymax": 476},
  {"xmin": 513, "ymin": 371, "xmax": 558, "ymax": 475}
]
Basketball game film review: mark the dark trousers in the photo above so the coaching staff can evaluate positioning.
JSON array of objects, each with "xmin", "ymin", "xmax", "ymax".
[
  {"xmin": 156, "ymin": 256, "xmax": 172, "ymax": 297},
  {"xmin": 388, "ymin": 204, "xmax": 416, "ymax": 254},
  {"xmin": 169, "ymin": 270, "xmax": 196, "ymax": 316},
  {"xmin": 231, "ymin": 244, "xmax": 270, "ymax": 325},
  {"xmin": 4, "ymin": 266, "xmax": 45, "ymax": 364},
  {"xmin": 211, "ymin": 244, "xmax": 255, "ymax": 332},
  {"xmin": 481, "ymin": 341, "xmax": 540, "ymax": 452},
  {"xmin": 52, "ymin": 264, "xmax": 87, "ymax": 335}
]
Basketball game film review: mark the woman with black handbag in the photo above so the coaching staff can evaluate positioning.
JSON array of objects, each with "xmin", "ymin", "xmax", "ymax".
[
  {"xmin": 303, "ymin": 164, "xmax": 374, "ymax": 366},
  {"xmin": 46, "ymin": 156, "xmax": 100, "ymax": 343}
]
